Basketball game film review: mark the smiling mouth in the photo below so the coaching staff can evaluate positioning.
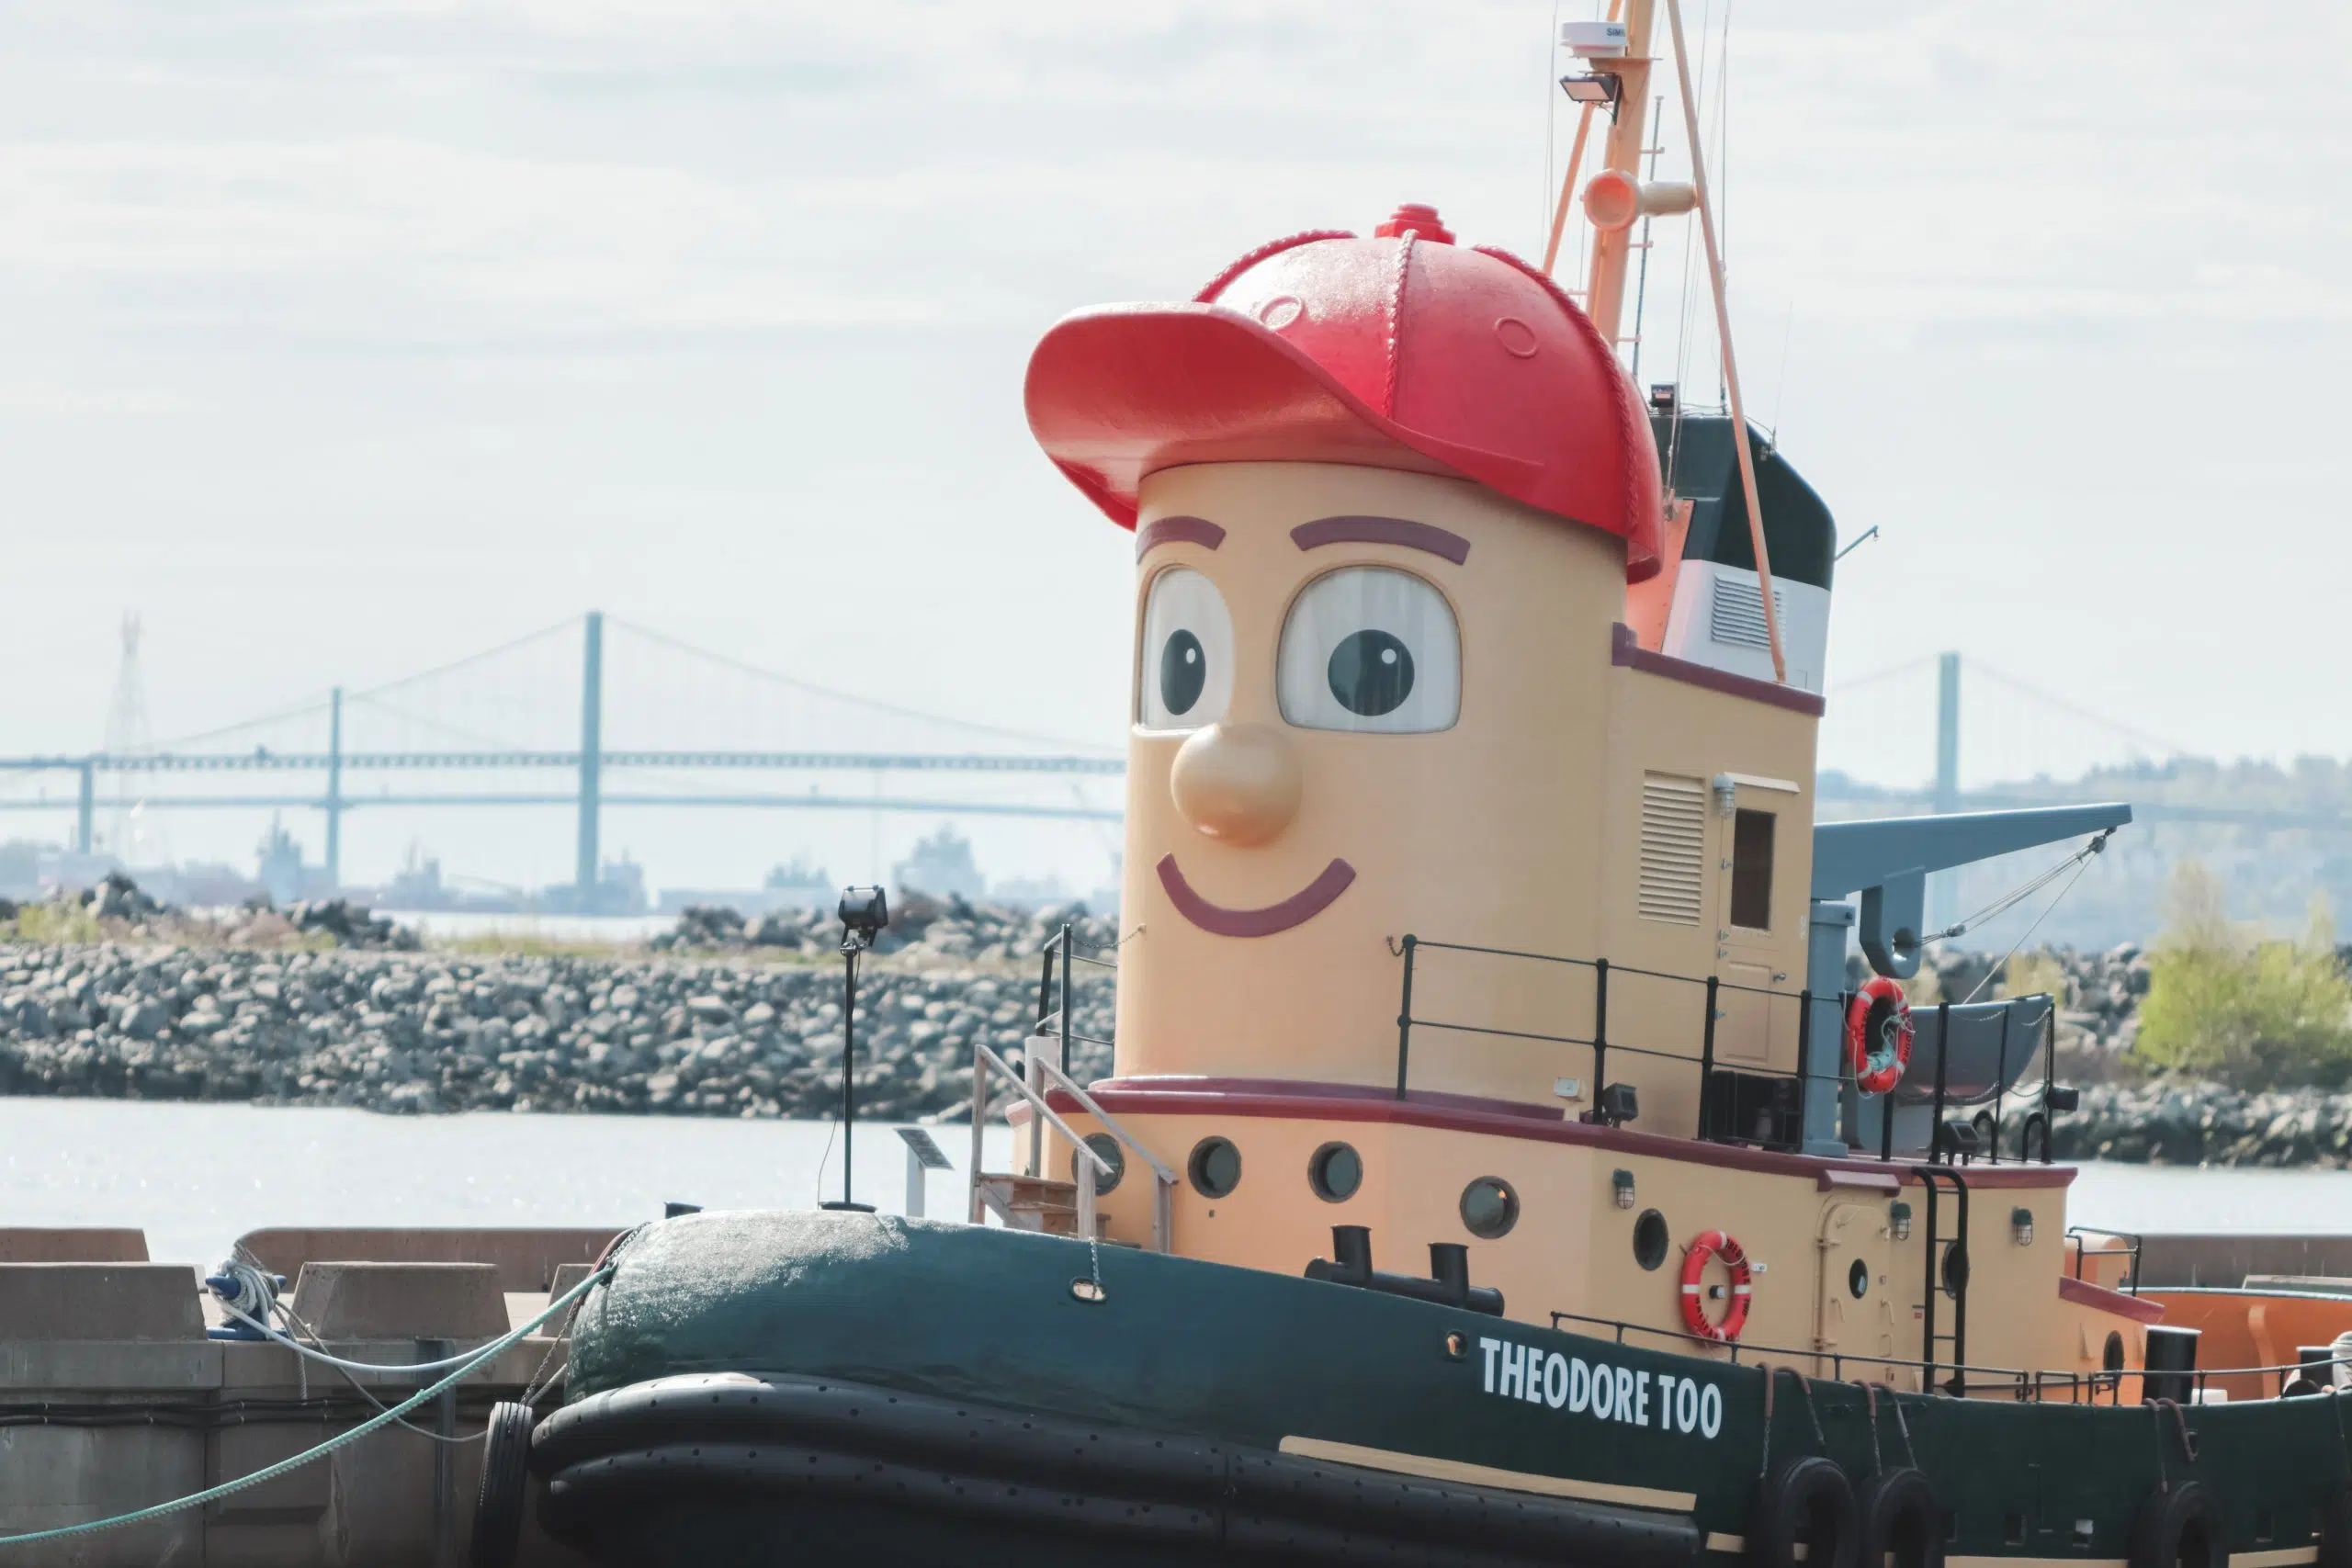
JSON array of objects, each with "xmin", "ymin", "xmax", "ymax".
[{"xmin": 1156, "ymin": 854, "xmax": 1357, "ymax": 938}]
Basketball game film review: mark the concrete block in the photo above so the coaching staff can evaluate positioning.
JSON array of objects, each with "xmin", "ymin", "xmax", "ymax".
[
  {"xmin": 0, "ymin": 1227, "xmax": 148, "ymax": 1263},
  {"xmin": 0, "ymin": 1424, "xmax": 203, "ymax": 1568},
  {"xmin": 288, "ymin": 1262, "xmax": 507, "ymax": 1341},
  {"xmin": 238, "ymin": 1227, "xmax": 620, "ymax": 1292},
  {"xmin": 0, "ymin": 1264, "xmax": 202, "ymax": 1340}
]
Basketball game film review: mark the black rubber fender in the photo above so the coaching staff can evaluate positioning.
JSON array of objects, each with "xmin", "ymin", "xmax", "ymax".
[
  {"xmin": 1749, "ymin": 1456, "xmax": 1859, "ymax": 1568},
  {"xmin": 2129, "ymin": 1481, "xmax": 2222, "ymax": 1568},
  {"xmin": 469, "ymin": 1400, "xmax": 536, "ymax": 1568},
  {"xmin": 1857, "ymin": 1467, "xmax": 1943, "ymax": 1568},
  {"xmin": 2315, "ymin": 1480, "xmax": 2352, "ymax": 1568}
]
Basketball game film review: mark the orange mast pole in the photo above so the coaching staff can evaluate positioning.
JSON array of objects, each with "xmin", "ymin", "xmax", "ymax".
[
  {"xmin": 1540, "ymin": 0, "xmax": 1623, "ymax": 278},
  {"xmin": 1662, "ymin": 0, "xmax": 1784, "ymax": 684}
]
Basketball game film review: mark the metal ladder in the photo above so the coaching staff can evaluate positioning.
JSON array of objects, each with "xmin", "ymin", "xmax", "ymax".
[{"xmin": 1913, "ymin": 1165, "xmax": 1971, "ymax": 1394}]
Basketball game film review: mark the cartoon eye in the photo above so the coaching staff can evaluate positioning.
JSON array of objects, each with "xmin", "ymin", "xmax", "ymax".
[
  {"xmin": 1277, "ymin": 567, "xmax": 1459, "ymax": 733},
  {"xmin": 1137, "ymin": 567, "xmax": 1234, "ymax": 731}
]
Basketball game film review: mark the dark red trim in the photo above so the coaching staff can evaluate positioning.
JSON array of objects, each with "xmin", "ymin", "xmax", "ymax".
[
  {"xmin": 1609, "ymin": 623, "xmax": 1826, "ymax": 717},
  {"xmin": 1156, "ymin": 855, "xmax": 1356, "ymax": 938},
  {"xmin": 2059, "ymin": 1273, "xmax": 2165, "ymax": 1325},
  {"xmin": 1136, "ymin": 515, "xmax": 1227, "ymax": 558},
  {"xmin": 1289, "ymin": 515, "xmax": 1472, "ymax": 565},
  {"xmin": 1048, "ymin": 1077, "xmax": 2078, "ymax": 1190}
]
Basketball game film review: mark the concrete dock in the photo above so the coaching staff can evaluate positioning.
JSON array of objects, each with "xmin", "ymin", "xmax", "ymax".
[{"xmin": 0, "ymin": 1226, "xmax": 616, "ymax": 1567}]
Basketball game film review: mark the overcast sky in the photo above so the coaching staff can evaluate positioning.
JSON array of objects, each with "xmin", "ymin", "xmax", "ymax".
[{"xmin": 1, "ymin": 0, "xmax": 2345, "ymax": 896}]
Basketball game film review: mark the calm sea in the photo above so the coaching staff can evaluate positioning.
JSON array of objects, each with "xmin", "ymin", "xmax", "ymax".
[{"xmin": 3, "ymin": 1100, "xmax": 2348, "ymax": 1268}]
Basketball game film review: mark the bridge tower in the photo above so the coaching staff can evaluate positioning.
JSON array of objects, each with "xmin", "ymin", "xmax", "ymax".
[
  {"xmin": 102, "ymin": 613, "xmax": 168, "ymax": 868},
  {"xmin": 576, "ymin": 612, "xmax": 604, "ymax": 908},
  {"xmin": 1929, "ymin": 650, "xmax": 1961, "ymax": 931}
]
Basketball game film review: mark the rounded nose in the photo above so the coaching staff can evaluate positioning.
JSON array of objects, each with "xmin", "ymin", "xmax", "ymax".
[{"xmin": 1169, "ymin": 723, "xmax": 1301, "ymax": 847}]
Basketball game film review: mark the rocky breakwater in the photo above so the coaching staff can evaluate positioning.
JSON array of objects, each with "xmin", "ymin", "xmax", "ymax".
[
  {"xmin": 2044, "ymin": 1085, "xmax": 2352, "ymax": 1168},
  {"xmin": 0, "ymin": 927, "xmax": 1115, "ymax": 1122}
]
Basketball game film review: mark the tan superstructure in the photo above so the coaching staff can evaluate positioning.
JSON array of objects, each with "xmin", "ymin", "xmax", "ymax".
[{"xmin": 1007, "ymin": 455, "xmax": 2149, "ymax": 1397}]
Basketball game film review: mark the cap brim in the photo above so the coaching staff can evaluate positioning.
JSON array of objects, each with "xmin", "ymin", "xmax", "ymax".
[{"xmin": 1024, "ymin": 303, "xmax": 1537, "ymax": 529}]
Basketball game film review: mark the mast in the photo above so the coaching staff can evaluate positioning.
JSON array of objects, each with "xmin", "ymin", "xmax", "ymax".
[
  {"xmin": 1661, "ymin": 0, "xmax": 1785, "ymax": 683},
  {"xmin": 1551, "ymin": 0, "xmax": 1788, "ymax": 684},
  {"xmin": 1579, "ymin": 0, "xmax": 1657, "ymax": 346}
]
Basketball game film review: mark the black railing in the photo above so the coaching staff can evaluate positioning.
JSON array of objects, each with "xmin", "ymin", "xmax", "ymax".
[
  {"xmin": 1542, "ymin": 1305, "xmax": 2349, "ymax": 1405},
  {"xmin": 1028, "ymin": 924, "xmax": 1120, "ymax": 1172},
  {"xmin": 1394, "ymin": 933, "xmax": 1825, "ymax": 1148},
  {"xmin": 1392, "ymin": 933, "xmax": 2064, "ymax": 1165}
]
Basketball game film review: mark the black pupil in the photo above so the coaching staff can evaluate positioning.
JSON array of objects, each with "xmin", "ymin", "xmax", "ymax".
[
  {"xmin": 1159, "ymin": 629, "xmax": 1206, "ymax": 716},
  {"xmin": 1328, "ymin": 630, "xmax": 1415, "ymax": 716}
]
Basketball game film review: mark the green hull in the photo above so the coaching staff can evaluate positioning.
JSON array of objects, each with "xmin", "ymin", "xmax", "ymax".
[{"xmin": 537, "ymin": 1211, "xmax": 2349, "ymax": 1567}]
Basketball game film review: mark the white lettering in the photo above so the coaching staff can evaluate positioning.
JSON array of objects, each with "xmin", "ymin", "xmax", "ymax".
[
  {"xmin": 1615, "ymin": 1366, "xmax": 1636, "ymax": 1425},
  {"xmin": 1590, "ymin": 1363, "xmax": 1615, "ymax": 1421},
  {"xmin": 1498, "ymin": 1342, "xmax": 1526, "ymax": 1400},
  {"xmin": 1479, "ymin": 1337, "xmax": 1501, "ymax": 1393},
  {"xmin": 1677, "ymin": 1377, "xmax": 1699, "ymax": 1434},
  {"xmin": 1636, "ymin": 1371, "xmax": 1653, "ymax": 1427},
  {"xmin": 1700, "ymin": 1382, "xmax": 1723, "ymax": 1438},
  {"xmin": 1568, "ymin": 1358, "xmax": 1591, "ymax": 1414},
  {"xmin": 1544, "ymin": 1352, "xmax": 1570, "ymax": 1409}
]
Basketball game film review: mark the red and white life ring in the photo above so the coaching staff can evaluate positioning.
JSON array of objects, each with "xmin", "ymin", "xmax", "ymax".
[
  {"xmin": 1846, "ymin": 976, "xmax": 1914, "ymax": 1097},
  {"xmin": 1679, "ymin": 1229, "xmax": 1754, "ymax": 1344}
]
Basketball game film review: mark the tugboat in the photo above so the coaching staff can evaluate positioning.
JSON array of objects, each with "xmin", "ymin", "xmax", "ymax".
[{"xmin": 506, "ymin": 6, "xmax": 2352, "ymax": 1568}]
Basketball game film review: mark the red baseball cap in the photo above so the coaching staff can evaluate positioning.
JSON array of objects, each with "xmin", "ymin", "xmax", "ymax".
[{"xmin": 1025, "ymin": 204, "xmax": 1663, "ymax": 581}]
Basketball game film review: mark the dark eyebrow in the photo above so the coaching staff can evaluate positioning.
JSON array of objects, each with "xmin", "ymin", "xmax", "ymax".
[
  {"xmin": 1136, "ymin": 515, "xmax": 1226, "ymax": 559},
  {"xmin": 1290, "ymin": 515, "xmax": 1471, "ymax": 565}
]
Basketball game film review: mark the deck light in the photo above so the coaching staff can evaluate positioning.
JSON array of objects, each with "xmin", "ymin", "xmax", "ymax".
[
  {"xmin": 1597, "ymin": 1083, "xmax": 1640, "ymax": 1128},
  {"xmin": 822, "ymin": 886, "xmax": 891, "ymax": 1213},
  {"xmin": 1890, "ymin": 1201, "xmax": 1913, "ymax": 1242},
  {"xmin": 1558, "ymin": 72, "xmax": 1622, "ymax": 113},
  {"xmin": 1611, "ymin": 1168, "xmax": 1636, "ymax": 1209},
  {"xmin": 2012, "ymin": 1207, "xmax": 2035, "ymax": 1247}
]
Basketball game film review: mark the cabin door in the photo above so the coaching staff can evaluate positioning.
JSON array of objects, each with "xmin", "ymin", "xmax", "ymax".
[
  {"xmin": 1815, "ymin": 1194, "xmax": 1897, "ymax": 1373},
  {"xmin": 1713, "ymin": 784, "xmax": 1787, "ymax": 1066}
]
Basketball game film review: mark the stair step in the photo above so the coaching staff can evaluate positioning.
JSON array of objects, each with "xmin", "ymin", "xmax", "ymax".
[{"xmin": 976, "ymin": 1173, "xmax": 1102, "ymax": 1237}]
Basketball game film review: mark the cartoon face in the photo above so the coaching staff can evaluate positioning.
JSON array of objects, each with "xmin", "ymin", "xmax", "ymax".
[{"xmin": 1114, "ymin": 459, "xmax": 1628, "ymax": 1088}]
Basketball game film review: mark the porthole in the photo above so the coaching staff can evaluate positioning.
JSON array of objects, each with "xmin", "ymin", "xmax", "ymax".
[
  {"xmin": 1188, "ymin": 1136, "xmax": 1242, "ymax": 1199},
  {"xmin": 1072, "ymin": 1134, "xmax": 1125, "ymax": 1196},
  {"xmin": 1848, "ymin": 1258, "xmax": 1870, "ymax": 1300},
  {"xmin": 1459, "ymin": 1177, "xmax": 1519, "ymax": 1239},
  {"xmin": 1308, "ymin": 1142, "xmax": 1363, "ymax": 1202},
  {"xmin": 1633, "ymin": 1209, "xmax": 1668, "ymax": 1270}
]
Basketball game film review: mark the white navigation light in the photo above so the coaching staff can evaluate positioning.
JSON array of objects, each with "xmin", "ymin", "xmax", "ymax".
[{"xmin": 1562, "ymin": 19, "xmax": 1630, "ymax": 56}]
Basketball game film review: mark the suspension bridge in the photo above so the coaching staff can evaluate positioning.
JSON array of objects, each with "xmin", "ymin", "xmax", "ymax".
[{"xmin": 0, "ymin": 614, "xmax": 2332, "ymax": 908}]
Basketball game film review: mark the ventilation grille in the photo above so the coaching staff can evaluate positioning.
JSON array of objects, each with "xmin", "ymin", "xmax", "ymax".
[
  {"xmin": 1638, "ymin": 773, "xmax": 1707, "ymax": 926},
  {"xmin": 1710, "ymin": 577, "xmax": 1787, "ymax": 652}
]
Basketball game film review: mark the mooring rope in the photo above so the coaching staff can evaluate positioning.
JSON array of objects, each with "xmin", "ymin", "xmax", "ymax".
[{"xmin": 0, "ymin": 1265, "xmax": 613, "ymax": 1550}]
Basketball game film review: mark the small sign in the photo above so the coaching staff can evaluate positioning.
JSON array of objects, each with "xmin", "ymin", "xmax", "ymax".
[{"xmin": 896, "ymin": 1126, "xmax": 953, "ymax": 1171}]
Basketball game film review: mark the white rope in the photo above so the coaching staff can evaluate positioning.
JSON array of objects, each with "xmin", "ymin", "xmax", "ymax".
[{"xmin": 0, "ymin": 1265, "xmax": 612, "ymax": 1550}]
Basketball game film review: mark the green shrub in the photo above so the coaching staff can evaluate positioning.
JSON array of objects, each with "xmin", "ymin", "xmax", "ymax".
[{"xmin": 2135, "ymin": 862, "xmax": 2352, "ymax": 1089}]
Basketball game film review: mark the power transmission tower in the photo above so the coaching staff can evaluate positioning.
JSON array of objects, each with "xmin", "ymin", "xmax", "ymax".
[{"xmin": 102, "ymin": 613, "xmax": 169, "ymax": 868}]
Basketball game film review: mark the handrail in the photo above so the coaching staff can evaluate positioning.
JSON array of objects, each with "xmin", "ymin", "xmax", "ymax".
[
  {"xmin": 1394, "ymin": 930, "xmax": 2064, "ymax": 1164},
  {"xmin": 1544, "ymin": 1304, "xmax": 2352, "ymax": 1400},
  {"xmin": 972, "ymin": 1043, "xmax": 1112, "ymax": 1176},
  {"xmin": 1035, "ymin": 1055, "xmax": 1177, "ymax": 1253},
  {"xmin": 968, "ymin": 1041, "xmax": 1114, "ymax": 1242}
]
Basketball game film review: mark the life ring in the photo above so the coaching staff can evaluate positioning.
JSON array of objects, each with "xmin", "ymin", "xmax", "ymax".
[
  {"xmin": 1679, "ymin": 1229, "xmax": 1754, "ymax": 1343},
  {"xmin": 1846, "ymin": 977, "xmax": 1914, "ymax": 1097}
]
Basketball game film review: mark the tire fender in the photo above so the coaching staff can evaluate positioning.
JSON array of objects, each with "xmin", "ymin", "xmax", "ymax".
[
  {"xmin": 1858, "ymin": 1467, "xmax": 1944, "ymax": 1568},
  {"xmin": 2129, "ymin": 1481, "xmax": 2222, "ymax": 1568},
  {"xmin": 469, "ymin": 1400, "xmax": 536, "ymax": 1568},
  {"xmin": 1750, "ymin": 1456, "xmax": 1860, "ymax": 1568}
]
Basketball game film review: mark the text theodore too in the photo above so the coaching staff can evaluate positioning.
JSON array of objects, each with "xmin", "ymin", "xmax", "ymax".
[{"xmin": 1477, "ymin": 1338, "xmax": 1724, "ymax": 1438}]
